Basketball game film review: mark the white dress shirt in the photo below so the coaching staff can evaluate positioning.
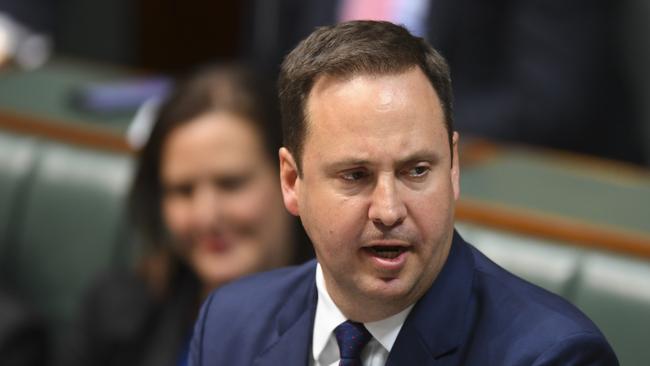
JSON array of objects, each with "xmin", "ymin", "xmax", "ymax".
[{"xmin": 311, "ymin": 264, "xmax": 414, "ymax": 366}]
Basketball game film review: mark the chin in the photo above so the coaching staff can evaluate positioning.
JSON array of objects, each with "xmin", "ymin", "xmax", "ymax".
[
  {"xmin": 201, "ymin": 273, "xmax": 236, "ymax": 290},
  {"xmin": 198, "ymin": 265, "xmax": 244, "ymax": 285},
  {"xmin": 359, "ymin": 276, "xmax": 415, "ymax": 300}
]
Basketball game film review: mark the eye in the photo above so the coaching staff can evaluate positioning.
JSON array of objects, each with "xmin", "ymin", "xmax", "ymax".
[
  {"xmin": 215, "ymin": 175, "xmax": 250, "ymax": 192},
  {"xmin": 340, "ymin": 170, "xmax": 369, "ymax": 182},
  {"xmin": 405, "ymin": 165, "xmax": 430, "ymax": 178},
  {"xmin": 165, "ymin": 183, "xmax": 194, "ymax": 198}
]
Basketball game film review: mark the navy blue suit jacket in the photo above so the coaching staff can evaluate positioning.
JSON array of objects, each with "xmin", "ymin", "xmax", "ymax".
[{"xmin": 189, "ymin": 232, "xmax": 617, "ymax": 365}]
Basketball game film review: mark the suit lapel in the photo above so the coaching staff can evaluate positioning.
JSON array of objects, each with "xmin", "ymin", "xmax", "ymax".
[
  {"xmin": 253, "ymin": 263, "xmax": 318, "ymax": 366},
  {"xmin": 386, "ymin": 329, "xmax": 439, "ymax": 366},
  {"xmin": 252, "ymin": 307, "xmax": 315, "ymax": 366},
  {"xmin": 386, "ymin": 232, "xmax": 475, "ymax": 365}
]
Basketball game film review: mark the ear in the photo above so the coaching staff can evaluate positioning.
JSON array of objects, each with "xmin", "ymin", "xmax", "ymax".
[
  {"xmin": 279, "ymin": 147, "xmax": 301, "ymax": 216},
  {"xmin": 450, "ymin": 132, "xmax": 460, "ymax": 201}
]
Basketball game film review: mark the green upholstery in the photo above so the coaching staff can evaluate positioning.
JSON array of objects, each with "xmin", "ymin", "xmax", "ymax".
[
  {"xmin": 460, "ymin": 150, "xmax": 650, "ymax": 235},
  {"xmin": 456, "ymin": 223, "xmax": 582, "ymax": 297},
  {"xmin": 7, "ymin": 141, "xmax": 134, "ymax": 343},
  {"xmin": 572, "ymin": 253, "xmax": 650, "ymax": 366},
  {"xmin": 0, "ymin": 131, "xmax": 40, "ymax": 266}
]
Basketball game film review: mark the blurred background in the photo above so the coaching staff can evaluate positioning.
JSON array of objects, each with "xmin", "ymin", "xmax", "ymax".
[{"xmin": 0, "ymin": 0, "xmax": 649, "ymax": 365}]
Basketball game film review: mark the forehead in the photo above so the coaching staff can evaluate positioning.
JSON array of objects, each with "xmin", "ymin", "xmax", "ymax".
[
  {"xmin": 303, "ymin": 68, "xmax": 447, "ymax": 161},
  {"xmin": 161, "ymin": 112, "xmax": 266, "ymax": 178}
]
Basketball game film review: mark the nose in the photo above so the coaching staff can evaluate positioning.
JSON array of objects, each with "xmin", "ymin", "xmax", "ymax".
[
  {"xmin": 191, "ymin": 184, "xmax": 223, "ymax": 230},
  {"xmin": 368, "ymin": 175, "xmax": 406, "ymax": 227}
]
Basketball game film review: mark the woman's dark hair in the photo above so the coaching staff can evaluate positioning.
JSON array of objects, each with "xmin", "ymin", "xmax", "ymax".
[{"xmin": 129, "ymin": 63, "xmax": 311, "ymax": 291}]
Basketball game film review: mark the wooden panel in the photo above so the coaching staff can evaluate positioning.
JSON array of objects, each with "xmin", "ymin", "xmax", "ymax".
[
  {"xmin": 456, "ymin": 198, "xmax": 650, "ymax": 259},
  {"xmin": 0, "ymin": 110, "xmax": 132, "ymax": 153}
]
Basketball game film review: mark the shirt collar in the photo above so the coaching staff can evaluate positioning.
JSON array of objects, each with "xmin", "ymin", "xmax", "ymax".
[{"xmin": 312, "ymin": 263, "xmax": 414, "ymax": 361}]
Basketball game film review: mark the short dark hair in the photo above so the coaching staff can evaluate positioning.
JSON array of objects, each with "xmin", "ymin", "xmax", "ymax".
[{"xmin": 278, "ymin": 20, "xmax": 454, "ymax": 173}]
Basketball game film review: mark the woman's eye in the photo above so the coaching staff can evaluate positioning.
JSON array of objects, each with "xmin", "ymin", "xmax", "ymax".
[
  {"xmin": 216, "ymin": 175, "xmax": 249, "ymax": 191},
  {"xmin": 166, "ymin": 183, "xmax": 194, "ymax": 198}
]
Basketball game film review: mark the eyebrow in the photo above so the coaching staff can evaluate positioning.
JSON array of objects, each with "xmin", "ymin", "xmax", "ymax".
[
  {"xmin": 324, "ymin": 150, "xmax": 441, "ymax": 171},
  {"xmin": 396, "ymin": 150, "xmax": 441, "ymax": 166}
]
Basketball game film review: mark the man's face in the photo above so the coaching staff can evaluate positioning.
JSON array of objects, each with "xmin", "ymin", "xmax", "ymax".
[{"xmin": 280, "ymin": 67, "xmax": 460, "ymax": 319}]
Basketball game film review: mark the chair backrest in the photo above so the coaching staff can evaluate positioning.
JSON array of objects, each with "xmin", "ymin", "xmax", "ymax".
[
  {"xmin": 456, "ymin": 223, "xmax": 582, "ymax": 297},
  {"xmin": 5, "ymin": 140, "xmax": 134, "ymax": 343},
  {"xmin": 0, "ymin": 131, "xmax": 40, "ymax": 271},
  {"xmin": 572, "ymin": 253, "xmax": 650, "ymax": 366}
]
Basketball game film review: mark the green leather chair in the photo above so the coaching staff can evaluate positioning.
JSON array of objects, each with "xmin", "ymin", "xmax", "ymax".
[
  {"xmin": 0, "ymin": 131, "xmax": 40, "ymax": 270},
  {"xmin": 456, "ymin": 222, "xmax": 582, "ymax": 297},
  {"xmin": 6, "ymin": 140, "xmax": 134, "ymax": 349},
  {"xmin": 572, "ymin": 253, "xmax": 650, "ymax": 366}
]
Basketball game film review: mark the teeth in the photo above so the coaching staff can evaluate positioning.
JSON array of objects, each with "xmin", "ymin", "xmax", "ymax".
[
  {"xmin": 378, "ymin": 251, "xmax": 400, "ymax": 259},
  {"xmin": 370, "ymin": 246, "xmax": 404, "ymax": 259}
]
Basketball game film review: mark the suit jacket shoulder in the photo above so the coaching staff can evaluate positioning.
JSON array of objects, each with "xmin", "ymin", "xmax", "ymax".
[
  {"xmin": 463, "ymin": 245, "xmax": 618, "ymax": 365},
  {"xmin": 190, "ymin": 261, "xmax": 317, "ymax": 366}
]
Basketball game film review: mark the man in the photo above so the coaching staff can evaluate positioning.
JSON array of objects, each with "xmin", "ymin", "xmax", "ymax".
[{"xmin": 190, "ymin": 21, "xmax": 617, "ymax": 365}]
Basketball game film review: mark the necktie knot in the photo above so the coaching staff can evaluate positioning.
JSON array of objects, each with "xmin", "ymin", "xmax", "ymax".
[{"xmin": 334, "ymin": 320, "xmax": 372, "ymax": 365}]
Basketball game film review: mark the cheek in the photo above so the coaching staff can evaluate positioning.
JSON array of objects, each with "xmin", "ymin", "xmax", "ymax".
[
  {"xmin": 407, "ymin": 184, "xmax": 454, "ymax": 238},
  {"xmin": 303, "ymin": 191, "xmax": 367, "ymax": 254},
  {"xmin": 226, "ymin": 180, "xmax": 282, "ymax": 231},
  {"xmin": 162, "ymin": 198, "xmax": 192, "ymax": 240}
]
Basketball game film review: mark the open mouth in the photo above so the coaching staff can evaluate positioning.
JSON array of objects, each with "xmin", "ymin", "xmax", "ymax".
[{"xmin": 366, "ymin": 246, "xmax": 408, "ymax": 259}]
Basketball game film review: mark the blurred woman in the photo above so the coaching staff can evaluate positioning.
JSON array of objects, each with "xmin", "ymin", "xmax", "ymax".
[{"xmin": 64, "ymin": 64, "xmax": 311, "ymax": 366}]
